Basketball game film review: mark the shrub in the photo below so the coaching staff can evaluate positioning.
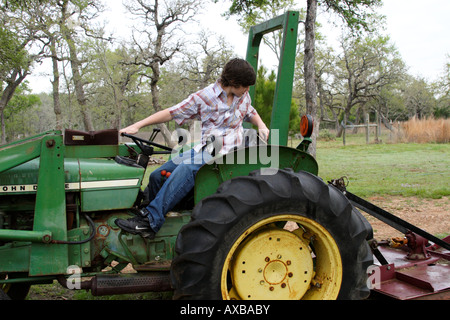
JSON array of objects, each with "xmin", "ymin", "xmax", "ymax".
[{"xmin": 318, "ymin": 129, "xmax": 336, "ymax": 141}]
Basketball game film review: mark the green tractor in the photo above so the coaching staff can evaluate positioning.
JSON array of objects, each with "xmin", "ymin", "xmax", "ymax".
[{"xmin": 1, "ymin": 12, "xmax": 447, "ymax": 301}]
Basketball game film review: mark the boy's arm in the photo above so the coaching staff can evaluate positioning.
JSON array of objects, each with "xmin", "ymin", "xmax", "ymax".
[
  {"xmin": 119, "ymin": 109, "xmax": 173, "ymax": 135},
  {"xmin": 249, "ymin": 113, "xmax": 270, "ymax": 142}
]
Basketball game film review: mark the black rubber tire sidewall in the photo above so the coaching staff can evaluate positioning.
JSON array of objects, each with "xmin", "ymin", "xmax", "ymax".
[{"xmin": 171, "ymin": 169, "xmax": 373, "ymax": 300}]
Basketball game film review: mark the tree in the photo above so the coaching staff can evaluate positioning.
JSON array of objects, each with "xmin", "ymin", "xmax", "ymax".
[
  {"xmin": 307, "ymin": 45, "xmax": 342, "ymax": 130},
  {"xmin": 441, "ymin": 55, "xmax": 450, "ymax": 97},
  {"xmin": 225, "ymin": 0, "xmax": 382, "ymax": 157},
  {"xmin": 57, "ymin": 0, "xmax": 106, "ymax": 131},
  {"xmin": 22, "ymin": 2, "xmax": 65, "ymax": 130},
  {"xmin": 124, "ymin": 0, "xmax": 204, "ymax": 147},
  {"xmin": 86, "ymin": 43, "xmax": 141, "ymax": 130},
  {"xmin": 404, "ymin": 77, "xmax": 436, "ymax": 119},
  {"xmin": 0, "ymin": 8, "xmax": 34, "ymax": 143},
  {"xmin": 373, "ymin": 84, "xmax": 407, "ymax": 124},
  {"xmin": 157, "ymin": 30, "xmax": 234, "ymax": 134},
  {"xmin": 334, "ymin": 34, "xmax": 406, "ymax": 136},
  {"xmin": 304, "ymin": 0, "xmax": 382, "ymax": 156},
  {"xmin": 8, "ymin": 0, "xmax": 108, "ymax": 132},
  {"xmin": 178, "ymin": 30, "xmax": 234, "ymax": 90},
  {"xmin": 254, "ymin": 66, "xmax": 276, "ymax": 126},
  {"xmin": 0, "ymin": 29, "xmax": 29, "ymax": 143},
  {"xmin": 3, "ymin": 82, "xmax": 41, "ymax": 141},
  {"xmin": 433, "ymin": 55, "xmax": 450, "ymax": 118},
  {"xmin": 254, "ymin": 66, "xmax": 300, "ymax": 133}
]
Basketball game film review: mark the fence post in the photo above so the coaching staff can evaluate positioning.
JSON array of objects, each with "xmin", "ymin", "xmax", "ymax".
[
  {"xmin": 365, "ymin": 113, "xmax": 369, "ymax": 144},
  {"xmin": 343, "ymin": 113, "xmax": 346, "ymax": 146},
  {"xmin": 375, "ymin": 111, "xmax": 379, "ymax": 142}
]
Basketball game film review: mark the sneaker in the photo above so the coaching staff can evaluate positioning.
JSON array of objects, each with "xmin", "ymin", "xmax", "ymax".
[{"xmin": 115, "ymin": 214, "xmax": 156, "ymax": 239}]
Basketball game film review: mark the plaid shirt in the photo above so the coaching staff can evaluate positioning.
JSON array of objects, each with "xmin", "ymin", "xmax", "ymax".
[{"xmin": 168, "ymin": 81, "xmax": 257, "ymax": 154}]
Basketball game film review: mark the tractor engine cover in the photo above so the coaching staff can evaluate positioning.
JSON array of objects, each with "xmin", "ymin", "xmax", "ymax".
[{"xmin": 0, "ymin": 157, "xmax": 144, "ymax": 212}]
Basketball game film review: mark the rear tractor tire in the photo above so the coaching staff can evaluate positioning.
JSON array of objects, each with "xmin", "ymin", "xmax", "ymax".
[{"xmin": 171, "ymin": 169, "xmax": 373, "ymax": 300}]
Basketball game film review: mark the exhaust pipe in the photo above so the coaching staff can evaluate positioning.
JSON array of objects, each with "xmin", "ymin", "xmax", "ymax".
[{"xmin": 59, "ymin": 272, "xmax": 172, "ymax": 296}]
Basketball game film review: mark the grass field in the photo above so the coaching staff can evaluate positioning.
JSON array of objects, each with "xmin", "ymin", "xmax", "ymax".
[{"xmin": 315, "ymin": 138, "xmax": 450, "ymax": 199}]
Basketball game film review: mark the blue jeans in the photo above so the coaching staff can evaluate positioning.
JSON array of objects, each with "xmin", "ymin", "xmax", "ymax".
[{"xmin": 144, "ymin": 148, "xmax": 212, "ymax": 232}]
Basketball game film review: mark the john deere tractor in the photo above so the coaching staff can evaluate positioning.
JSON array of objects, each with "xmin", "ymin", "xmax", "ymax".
[{"xmin": 2, "ymin": 12, "xmax": 448, "ymax": 301}]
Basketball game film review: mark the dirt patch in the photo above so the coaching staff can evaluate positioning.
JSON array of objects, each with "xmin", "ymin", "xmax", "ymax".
[{"xmin": 363, "ymin": 196, "xmax": 450, "ymax": 240}]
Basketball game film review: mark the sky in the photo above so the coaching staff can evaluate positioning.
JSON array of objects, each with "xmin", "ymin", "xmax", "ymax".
[
  {"xmin": 377, "ymin": 0, "xmax": 449, "ymax": 81},
  {"xmin": 26, "ymin": 0, "xmax": 449, "ymax": 93}
]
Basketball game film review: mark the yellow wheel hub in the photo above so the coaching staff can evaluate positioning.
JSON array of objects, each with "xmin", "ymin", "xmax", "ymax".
[
  {"xmin": 221, "ymin": 215, "xmax": 343, "ymax": 300},
  {"xmin": 231, "ymin": 228, "xmax": 313, "ymax": 299}
]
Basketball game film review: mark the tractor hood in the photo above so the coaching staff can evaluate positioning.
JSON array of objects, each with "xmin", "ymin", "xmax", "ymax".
[{"xmin": 0, "ymin": 157, "xmax": 144, "ymax": 212}]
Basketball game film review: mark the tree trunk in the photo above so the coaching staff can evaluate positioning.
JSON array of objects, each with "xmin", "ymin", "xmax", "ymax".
[
  {"xmin": 150, "ymin": 62, "xmax": 176, "ymax": 148},
  {"xmin": 60, "ymin": 0, "xmax": 94, "ymax": 132},
  {"xmin": 304, "ymin": 0, "xmax": 319, "ymax": 158},
  {"xmin": 50, "ymin": 36, "xmax": 63, "ymax": 130},
  {"xmin": 111, "ymin": 87, "xmax": 123, "ymax": 130},
  {"xmin": 0, "ymin": 111, "xmax": 5, "ymax": 144},
  {"xmin": 128, "ymin": 0, "xmax": 200, "ymax": 148},
  {"xmin": 67, "ymin": 40, "xmax": 94, "ymax": 131},
  {"xmin": 148, "ymin": 21, "xmax": 176, "ymax": 148},
  {"xmin": 336, "ymin": 103, "xmax": 352, "ymax": 137},
  {"xmin": 0, "ymin": 70, "xmax": 27, "ymax": 143}
]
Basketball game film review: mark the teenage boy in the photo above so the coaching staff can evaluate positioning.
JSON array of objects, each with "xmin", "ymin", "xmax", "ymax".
[{"xmin": 115, "ymin": 58, "xmax": 269, "ymax": 239}]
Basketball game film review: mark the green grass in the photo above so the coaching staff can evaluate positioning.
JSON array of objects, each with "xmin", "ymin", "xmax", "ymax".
[{"xmin": 315, "ymin": 139, "xmax": 450, "ymax": 199}]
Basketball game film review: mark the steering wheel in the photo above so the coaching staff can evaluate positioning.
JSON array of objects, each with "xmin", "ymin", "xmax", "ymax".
[{"xmin": 121, "ymin": 132, "xmax": 173, "ymax": 156}]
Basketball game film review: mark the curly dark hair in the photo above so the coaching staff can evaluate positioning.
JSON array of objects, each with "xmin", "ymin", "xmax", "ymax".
[{"xmin": 219, "ymin": 58, "xmax": 256, "ymax": 88}]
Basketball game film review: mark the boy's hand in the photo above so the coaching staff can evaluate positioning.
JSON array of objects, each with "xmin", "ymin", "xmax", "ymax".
[
  {"xmin": 119, "ymin": 124, "xmax": 140, "ymax": 135},
  {"xmin": 258, "ymin": 127, "xmax": 270, "ymax": 142}
]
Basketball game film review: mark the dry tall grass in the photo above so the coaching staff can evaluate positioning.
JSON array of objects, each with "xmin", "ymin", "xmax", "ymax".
[{"xmin": 399, "ymin": 117, "xmax": 450, "ymax": 143}]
